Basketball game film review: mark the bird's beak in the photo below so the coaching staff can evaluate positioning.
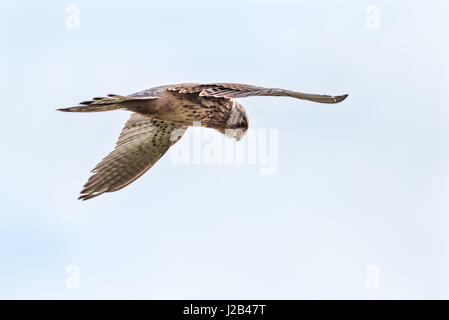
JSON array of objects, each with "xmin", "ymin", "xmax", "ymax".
[
  {"xmin": 236, "ymin": 133, "xmax": 244, "ymax": 141},
  {"xmin": 235, "ymin": 129, "xmax": 245, "ymax": 141}
]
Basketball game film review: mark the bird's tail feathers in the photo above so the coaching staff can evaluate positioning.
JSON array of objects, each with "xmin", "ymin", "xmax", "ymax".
[{"xmin": 58, "ymin": 94, "xmax": 138, "ymax": 112}]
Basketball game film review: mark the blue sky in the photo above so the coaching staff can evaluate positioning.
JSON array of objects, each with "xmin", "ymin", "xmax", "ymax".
[{"xmin": 1, "ymin": 0, "xmax": 448, "ymax": 299}]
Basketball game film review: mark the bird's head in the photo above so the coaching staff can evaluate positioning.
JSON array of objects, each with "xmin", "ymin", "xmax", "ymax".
[{"xmin": 220, "ymin": 100, "xmax": 248, "ymax": 141}]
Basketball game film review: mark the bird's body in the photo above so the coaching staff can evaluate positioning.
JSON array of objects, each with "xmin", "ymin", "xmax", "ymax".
[
  {"xmin": 59, "ymin": 83, "xmax": 348, "ymax": 200},
  {"xmin": 130, "ymin": 86, "xmax": 238, "ymax": 130}
]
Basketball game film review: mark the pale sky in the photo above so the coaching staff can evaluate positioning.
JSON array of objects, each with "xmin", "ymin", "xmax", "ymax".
[{"xmin": 1, "ymin": 0, "xmax": 448, "ymax": 299}]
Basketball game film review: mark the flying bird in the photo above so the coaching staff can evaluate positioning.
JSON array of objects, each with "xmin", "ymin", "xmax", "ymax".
[{"xmin": 58, "ymin": 83, "xmax": 348, "ymax": 200}]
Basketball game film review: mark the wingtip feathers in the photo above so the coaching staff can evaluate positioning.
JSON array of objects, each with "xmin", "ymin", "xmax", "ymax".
[{"xmin": 335, "ymin": 94, "xmax": 349, "ymax": 103}]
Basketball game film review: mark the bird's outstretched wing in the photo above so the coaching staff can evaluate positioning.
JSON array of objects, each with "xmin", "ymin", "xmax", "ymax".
[
  {"xmin": 78, "ymin": 113, "xmax": 186, "ymax": 200},
  {"xmin": 168, "ymin": 83, "xmax": 348, "ymax": 104}
]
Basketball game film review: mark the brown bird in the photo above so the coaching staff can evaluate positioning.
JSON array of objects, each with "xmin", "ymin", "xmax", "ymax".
[{"xmin": 58, "ymin": 83, "xmax": 348, "ymax": 200}]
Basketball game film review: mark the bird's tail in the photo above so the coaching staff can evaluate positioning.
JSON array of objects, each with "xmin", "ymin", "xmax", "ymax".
[{"xmin": 58, "ymin": 94, "xmax": 138, "ymax": 112}]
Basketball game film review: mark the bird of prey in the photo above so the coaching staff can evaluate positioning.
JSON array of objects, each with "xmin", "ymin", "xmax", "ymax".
[{"xmin": 58, "ymin": 83, "xmax": 348, "ymax": 200}]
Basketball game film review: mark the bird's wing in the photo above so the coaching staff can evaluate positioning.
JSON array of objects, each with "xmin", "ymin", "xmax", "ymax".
[
  {"xmin": 168, "ymin": 83, "xmax": 348, "ymax": 104},
  {"xmin": 78, "ymin": 113, "xmax": 187, "ymax": 200}
]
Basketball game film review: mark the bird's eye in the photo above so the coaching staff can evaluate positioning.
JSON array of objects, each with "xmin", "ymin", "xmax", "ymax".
[{"xmin": 240, "ymin": 120, "xmax": 247, "ymax": 128}]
